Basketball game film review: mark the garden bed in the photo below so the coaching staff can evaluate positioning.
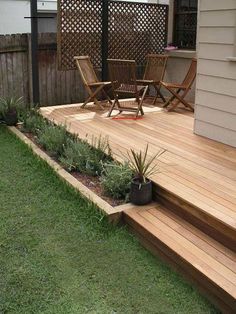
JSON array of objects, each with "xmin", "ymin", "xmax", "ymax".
[
  {"xmin": 9, "ymin": 126, "xmax": 126, "ymax": 223},
  {"xmin": 20, "ymin": 128, "xmax": 125, "ymax": 208}
]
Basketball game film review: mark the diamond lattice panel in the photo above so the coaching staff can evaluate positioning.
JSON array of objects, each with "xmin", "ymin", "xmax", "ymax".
[
  {"xmin": 58, "ymin": 0, "xmax": 103, "ymax": 70},
  {"xmin": 58, "ymin": 0, "xmax": 168, "ymax": 70},
  {"xmin": 108, "ymin": 1, "xmax": 168, "ymax": 65}
]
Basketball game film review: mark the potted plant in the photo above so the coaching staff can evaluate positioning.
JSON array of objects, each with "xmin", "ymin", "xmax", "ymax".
[
  {"xmin": 127, "ymin": 144, "xmax": 165, "ymax": 205},
  {"xmin": 0, "ymin": 97, "xmax": 24, "ymax": 126}
]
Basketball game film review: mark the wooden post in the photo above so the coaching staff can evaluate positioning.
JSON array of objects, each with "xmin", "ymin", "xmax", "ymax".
[
  {"xmin": 30, "ymin": 0, "xmax": 40, "ymax": 105},
  {"xmin": 101, "ymin": 0, "xmax": 109, "ymax": 80}
]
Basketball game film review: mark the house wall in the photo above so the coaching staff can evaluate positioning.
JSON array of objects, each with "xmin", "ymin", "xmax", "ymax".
[
  {"xmin": 0, "ymin": 0, "xmax": 31, "ymax": 35},
  {"xmin": 194, "ymin": 0, "xmax": 236, "ymax": 147},
  {"xmin": 0, "ymin": 0, "xmax": 57, "ymax": 35}
]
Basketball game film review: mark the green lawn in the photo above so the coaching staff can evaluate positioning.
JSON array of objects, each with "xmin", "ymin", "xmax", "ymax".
[{"xmin": 0, "ymin": 126, "xmax": 218, "ymax": 314}]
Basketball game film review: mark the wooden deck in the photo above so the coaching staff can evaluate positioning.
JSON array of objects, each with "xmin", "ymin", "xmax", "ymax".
[
  {"xmin": 40, "ymin": 102, "xmax": 236, "ymax": 313},
  {"xmin": 123, "ymin": 203, "xmax": 236, "ymax": 313}
]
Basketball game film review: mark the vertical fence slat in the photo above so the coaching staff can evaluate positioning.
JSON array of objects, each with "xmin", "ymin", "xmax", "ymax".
[{"xmin": 0, "ymin": 33, "xmax": 85, "ymax": 106}]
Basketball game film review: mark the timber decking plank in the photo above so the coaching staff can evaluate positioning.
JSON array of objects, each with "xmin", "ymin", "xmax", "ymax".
[
  {"xmin": 148, "ymin": 207, "xmax": 236, "ymax": 270},
  {"xmin": 138, "ymin": 210, "xmax": 236, "ymax": 285},
  {"xmin": 127, "ymin": 224, "xmax": 236, "ymax": 314},
  {"xmin": 124, "ymin": 207, "xmax": 236, "ymax": 298}
]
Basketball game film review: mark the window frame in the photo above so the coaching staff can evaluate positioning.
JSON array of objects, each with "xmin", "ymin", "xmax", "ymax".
[{"xmin": 173, "ymin": 0, "xmax": 198, "ymax": 50}]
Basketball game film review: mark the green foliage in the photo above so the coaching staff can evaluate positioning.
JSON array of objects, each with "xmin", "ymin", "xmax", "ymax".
[
  {"xmin": 127, "ymin": 144, "xmax": 165, "ymax": 183},
  {"xmin": 101, "ymin": 162, "xmax": 133, "ymax": 200},
  {"xmin": 91, "ymin": 134, "xmax": 112, "ymax": 160},
  {"xmin": 37, "ymin": 124, "xmax": 68, "ymax": 157},
  {"xmin": 0, "ymin": 96, "xmax": 24, "ymax": 117},
  {"xmin": 60, "ymin": 136, "xmax": 112, "ymax": 176},
  {"xmin": 20, "ymin": 110, "xmax": 47, "ymax": 135},
  {"xmin": 59, "ymin": 139, "xmax": 90, "ymax": 172}
]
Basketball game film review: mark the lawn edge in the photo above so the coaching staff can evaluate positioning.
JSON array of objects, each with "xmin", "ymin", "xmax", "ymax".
[{"xmin": 8, "ymin": 126, "xmax": 124, "ymax": 224}]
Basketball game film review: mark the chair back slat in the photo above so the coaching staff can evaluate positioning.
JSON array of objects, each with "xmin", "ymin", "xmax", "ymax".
[
  {"xmin": 182, "ymin": 58, "xmax": 197, "ymax": 88},
  {"xmin": 108, "ymin": 59, "xmax": 137, "ymax": 93},
  {"xmin": 143, "ymin": 54, "xmax": 168, "ymax": 82},
  {"xmin": 74, "ymin": 56, "xmax": 98, "ymax": 85}
]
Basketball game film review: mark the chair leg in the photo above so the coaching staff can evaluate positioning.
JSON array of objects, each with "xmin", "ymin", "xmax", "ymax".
[
  {"xmin": 101, "ymin": 89, "xmax": 113, "ymax": 105},
  {"xmin": 153, "ymin": 85, "xmax": 166, "ymax": 105},
  {"xmin": 82, "ymin": 85, "xmax": 106, "ymax": 109},
  {"xmin": 107, "ymin": 96, "xmax": 121, "ymax": 117},
  {"xmin": 137, "ymin": 86, "xmax": 148, "ymax": 116},
  {"xmin": 164, "ymin": 87, "xmax": 194, "ymax": 112},
  {"xmin": 163, "ymin": 95, "xmax": 175, "ymax": 108},
  {"xmin": 81, "ymin": 95, "xmax": 94, "ymax": 108},
  {"xmin": 163, "ymin": 88, "xmax": 181, "ymax": 108}
]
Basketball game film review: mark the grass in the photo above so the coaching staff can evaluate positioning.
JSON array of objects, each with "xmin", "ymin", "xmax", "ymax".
[{"xmin": 0, "ymin": 125, "xmax": 219, "ymax": 314}]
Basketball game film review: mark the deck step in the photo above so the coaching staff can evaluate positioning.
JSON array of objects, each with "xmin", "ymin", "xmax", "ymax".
[
  {"xmin": 153, "ymin": 183, "xmax": 236, "ymax": 251},
  {"xmin": 123, "ymin": 204, "xmax": 236, "ymax": 314}
]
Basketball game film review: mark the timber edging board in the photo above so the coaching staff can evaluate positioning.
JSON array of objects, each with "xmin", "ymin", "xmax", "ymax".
[{"xmin": 8, "ymin": 126, "xmax": 124, "ymax": 224}]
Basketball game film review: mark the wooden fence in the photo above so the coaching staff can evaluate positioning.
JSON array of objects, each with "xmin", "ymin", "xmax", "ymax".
[{"xmin": 0, "ymin": 33, "xmax": 86, "ymax": 106}]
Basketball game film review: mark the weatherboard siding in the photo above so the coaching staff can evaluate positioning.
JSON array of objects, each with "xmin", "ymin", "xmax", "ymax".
[{"xmin": 194, "ymin": 0, "xmax": 236, "ymax": 147}]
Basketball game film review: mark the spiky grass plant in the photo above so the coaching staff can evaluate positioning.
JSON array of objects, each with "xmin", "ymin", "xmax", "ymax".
[
  {"xmin": 127, "ymin": 144, "xmax": 165, "ymax": 183},
  {"xmin": 0, "ymin": 96, "xmax": 24, "ymax": 117}
]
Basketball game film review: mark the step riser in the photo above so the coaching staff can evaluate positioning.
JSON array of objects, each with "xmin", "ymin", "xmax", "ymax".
[
  {"xmin": 153, "ymin": 184, "xmax": 236, "ymax": 252},
  {"xmin": 124, "ymin": 214, "xmax": 236, "ymax": 314}
]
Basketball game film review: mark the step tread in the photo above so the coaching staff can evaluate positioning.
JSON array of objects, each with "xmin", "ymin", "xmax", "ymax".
[
  {"xmin": 154, "ymin": 174, "xmax": 236, "ymax": 228},
  {"xmin": 124, "ymin": 205, "xmax": 236, "ymax": 300}
]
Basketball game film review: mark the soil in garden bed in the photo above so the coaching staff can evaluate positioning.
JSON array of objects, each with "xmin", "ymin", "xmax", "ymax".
[{"xmin": 19, "ymin": 127, "xmax": 126, "ymax": 207}]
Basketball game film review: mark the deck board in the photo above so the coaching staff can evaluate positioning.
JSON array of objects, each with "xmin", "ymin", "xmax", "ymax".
[
  {"xmin": 40, "ymin": 103, "xmax": 236, "ymax": 243},
  {"xmin": 123, "ymin": 205, "xmax": 236, "ymax": 313}
]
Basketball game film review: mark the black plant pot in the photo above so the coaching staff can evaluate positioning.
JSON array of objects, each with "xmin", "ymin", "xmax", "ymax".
[
  {"xmin": 4, "ymin": 110, "xmax": 18, "ymax": 126},
  {"xmin": 130, "ymin": 178, "xmax": 152, "ymax": 205}
]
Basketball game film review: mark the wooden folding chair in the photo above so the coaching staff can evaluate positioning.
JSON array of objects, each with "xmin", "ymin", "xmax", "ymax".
[
  {"xmin": 107, "ymin": 59, "xmax": 148, "ymax": 118},
  {"xmin": 160, "ymin": 58, "xmax": 197, "ymax": 112},
  {"xmin": 137, "ymin": 54, "xmax": 168, "ymax": 105},
  {"xmin": 74, "ymin": 56, "xmax": 112, "ymax": 109}
]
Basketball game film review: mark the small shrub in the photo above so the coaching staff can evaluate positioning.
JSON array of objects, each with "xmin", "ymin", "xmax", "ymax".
[
  {"xmin": 0, "ymin": 96, "xmax": 24, "ymax": 125},
  {"xmin": 59, "ymin": 139, "xmax": 89, "ymax": 172},
  {"xmin": 21, "ymin": 112, "xmax": 47, "ymax": 135},
  {"xmin": 0, "ymin": 96, "xmax": 24, "ymax": 117},
  {"xmin": 91, "ymin": 135, "xmax": 112, "ymax": 161},
  {"xmin": 37, "ymin": 124, "xmax": 68, "ymax": 157},
  {"xmin": 101, "ymin": 162, "xmax": 133, "ymax": 200},
  {"xmin": 60, "ymin": 138, "xmax": 108, "ymax": 176}
]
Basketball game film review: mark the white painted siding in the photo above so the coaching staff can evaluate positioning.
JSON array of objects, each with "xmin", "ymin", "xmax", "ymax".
[
  {"xmin": 0, "ymin": 0, "xmax": 57, "ymax": 35},
  {"xmin": 194, "ymin": 0, "xmax": 236, "ymax": 147},
  {"xmin": 0, "ymin": 0, "xmax": 31, "ymax": 35}
]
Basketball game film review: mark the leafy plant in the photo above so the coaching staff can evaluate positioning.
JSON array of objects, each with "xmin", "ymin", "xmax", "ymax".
[
  {"xmin": 59, "ymin": 139, "xmax": 89, "ymax": 172},
  {"xmin": 126, "ymin": 144, "xmax": 165, "ymax": 183},
  {"xmin": 60, "ymin": 136, "xmax": 111, "ymax": 176},
  {"xmin": 0, "ymin": 97, "xmax": 24, "ymax": 117},
  {"xmin": 37, "ymin": 124, "xmax": 68, "ymax": 157},
  {"xmin": 21, "ymin": 110, "xmax": 47, "ymax": 135},
  {"xmin": 101, "ymin": 162, "xmax": 133, "ymax": 200},
  {"xmin": 90, "ymin": 135, "xmax": 112, "ymax": 161}
]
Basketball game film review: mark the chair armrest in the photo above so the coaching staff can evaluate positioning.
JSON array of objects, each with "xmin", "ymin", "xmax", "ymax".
[
  {"xmin": 88, "ymin": 81, "xmax": 112, "ymax": 87},
  {"xmin": 136, "ymin": 79, "xmax": 155, "ymax": 84}
]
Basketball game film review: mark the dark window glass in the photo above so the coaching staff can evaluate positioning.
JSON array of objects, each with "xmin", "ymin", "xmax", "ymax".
[{"xmin": 174, "ymin": 0, "xmax": 198, "ymax": 49}]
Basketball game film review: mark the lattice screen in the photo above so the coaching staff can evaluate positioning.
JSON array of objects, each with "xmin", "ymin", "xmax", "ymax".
[
  {"xmin": 108, "ymin": 2, "xmax": 168, "ymax": 65},
  {"xmin": 58, "ymin": 0, "xmax": 103, "ymax": 70},
  {"xmin": 58, "ymin": 0, "xmax": 168, "ymax": 70}
]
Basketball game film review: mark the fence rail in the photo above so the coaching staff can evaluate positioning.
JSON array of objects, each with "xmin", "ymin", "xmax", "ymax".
[{"xmin": 0, "ymin": 33, "xmax": 85, "ymax": 106}]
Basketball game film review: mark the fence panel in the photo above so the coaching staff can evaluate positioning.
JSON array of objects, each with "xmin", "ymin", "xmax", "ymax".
[
  {"xmin": 0, "ymin": 33, "xmax": 85, "ymax": 106},
  {"xmin": 0, "ymin": 34, "xmax": 29, "ymax": 101}
]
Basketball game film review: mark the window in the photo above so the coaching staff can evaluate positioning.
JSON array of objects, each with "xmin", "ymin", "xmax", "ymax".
[{"xmin": 173, "ymin": 0, "xmax": 198, "ymax": 50}]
